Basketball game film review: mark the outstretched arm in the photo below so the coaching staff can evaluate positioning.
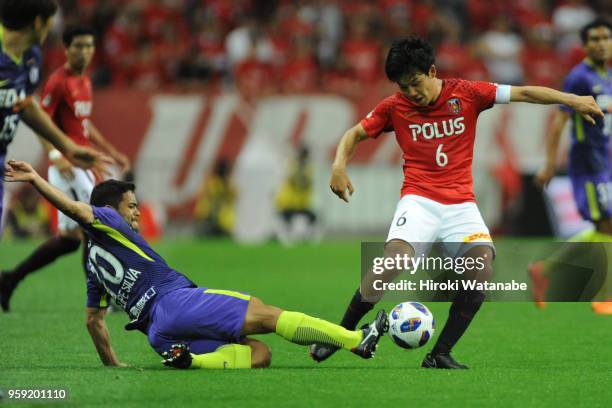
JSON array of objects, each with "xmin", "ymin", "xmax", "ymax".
[
  {"xmin": 534, "ymin": 110, "xmax": 571, "ymax": 188},
  {"xmin": 330, "ymin": 123, "xmax": 368, "ymax": 202},
  {"xmin": 88, "ymin": 121, "xmax": 131, "ymax": 173},
  {"xmin": 22, "ymin": 100, "xmax": 73, "ymax": 152},
  {"xmin": 21, "ymin": 101, "xmax": 112, "ymax": 172},
  {"xmin": 86, "ymin": 307, "xmax": 125, "ymax": 367},
  {"xmin": 510, "ymin": 86, "xmax": 603, "ymax": 124},
  {"xmin": 4, "ymin": 159, "xmax": 94, "ymax": 224}
]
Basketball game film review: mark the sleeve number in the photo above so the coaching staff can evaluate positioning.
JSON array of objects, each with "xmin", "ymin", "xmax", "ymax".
[
  {"xmin": 0, "ymin": 114, "xmax": 19, "ymax": 142},
  {"xmin": 435, "ymin": 144, "xmax": 448, "ymax": 167}
]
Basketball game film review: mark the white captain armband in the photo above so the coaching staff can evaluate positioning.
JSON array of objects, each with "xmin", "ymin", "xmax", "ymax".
[{"xmin": 495, "ymin": 84, "xmax": 512, "ymax": 104}]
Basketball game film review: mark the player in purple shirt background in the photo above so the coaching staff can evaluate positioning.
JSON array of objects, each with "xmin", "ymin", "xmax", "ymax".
[
  {"xmin": 533, "ymin": 18, "xmax": 612, "ymax": 314},
  {"xmin": 0, "ymin": 0, "xmax": 108, "ymax": 234},
  {"xmin": 3, "ymin": 158, "xmax": 388, "ymax": 369}
]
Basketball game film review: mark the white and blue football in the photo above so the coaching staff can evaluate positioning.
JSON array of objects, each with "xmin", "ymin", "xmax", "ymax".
[{"xmin": 388, "ymin": 302, "xmax": 435, "ymax": 349}]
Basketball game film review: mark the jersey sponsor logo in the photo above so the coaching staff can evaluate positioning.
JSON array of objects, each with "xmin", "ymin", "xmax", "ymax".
[
  {"xmin": 129, "ymin": 287, "xmax": 156, "ymax": 320},
  {"xmin": 0, "ymin": 88, "xmax": 27, "ymax": 109},
  {"xmin": 74, "ymin": 100, "xmax": 92, "ymax": 117},
  {"xmin": 408, "ymin": 117, "xmax": 465, "ymax": 141},
  {"xmin": 447, "ymin": 98, "xmax": 462, "ymax": 115},
  {"xmin": 463, "ymin": 232, "xmax": 492, "ymax": 242}
]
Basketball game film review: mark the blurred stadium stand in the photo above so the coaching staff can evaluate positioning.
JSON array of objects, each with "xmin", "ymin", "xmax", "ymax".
[
  {"xmin": 48, "ymin": 0, "xmax": 610, "ymax": 90},
  {"xmin": 5, "ymin": 0, "xmax": 609, "ymax": 240}
]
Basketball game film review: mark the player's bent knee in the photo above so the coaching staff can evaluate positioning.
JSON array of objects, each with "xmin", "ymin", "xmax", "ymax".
[
  {"xmin": 384, "ymin": 239, "xmax": 415, "ymax": 257},
  {"xmin": 251, "ymin": 343, "xmax": 272, "ymax": 368},
  {"xmin": 361, "ymin": 239, "xmax": 415, "ymax": 302},
  {"xmin": 243, "ymin": 297, "xmax": 282, "ymax": 334},
  {"xmin": 479, "ymin": 263, "xmax": 493, "ymax": 282},
  {"xmin": 242, "ymin": 338, "xmax": 272, "ymax": 368},
  {"xmin": 463, "ymin": 246, "xmax": 494, "ymax": 282}
]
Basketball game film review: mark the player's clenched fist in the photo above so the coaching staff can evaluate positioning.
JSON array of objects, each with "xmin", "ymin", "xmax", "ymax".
[{"xmin": 330, "ymin": 165, "xmax": 354, "ymax": 203}]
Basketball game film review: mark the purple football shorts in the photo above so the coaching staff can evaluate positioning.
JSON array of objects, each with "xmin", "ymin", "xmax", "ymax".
[
  {"xmin": 570, "ymin": 171, "xmax": 612, "ymax": 222},
  {"xmin": 147, "ymin": 287, "xmax": 251, "ymax": 355}
]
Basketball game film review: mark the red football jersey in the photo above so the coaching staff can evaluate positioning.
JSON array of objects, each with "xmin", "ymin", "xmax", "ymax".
[
  {"xmin": 360, "ymin": 78, "xmax": 497, "ymax": 204},
  {"xmin": 41, "ymin": 66, "xmax": 92, "ymax": 146}
]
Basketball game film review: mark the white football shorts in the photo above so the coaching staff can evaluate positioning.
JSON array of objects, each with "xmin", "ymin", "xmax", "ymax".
[
  {"xmin": 386, "ymin": 194, "xmax": 494, "ymax": 258},
  {"xmin": 48, "ymin": 165, "xmax": 95, "ymax": 232}
]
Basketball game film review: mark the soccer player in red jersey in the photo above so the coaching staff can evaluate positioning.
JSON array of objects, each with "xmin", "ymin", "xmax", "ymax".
[
  {"xmin": 0, "ymin": 26, "xmax": 130, "ymax": 311},
  {"xmin": 310, "ymin": 37, "xmax": 603, "ymax": 368}
]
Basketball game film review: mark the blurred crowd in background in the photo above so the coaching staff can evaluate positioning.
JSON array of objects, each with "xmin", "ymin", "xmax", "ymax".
[
  {"xmin": 43, "ymin": 0, "xmax": 611, "ymax": 95},
  {"xmin": 7, "ymin": 0, "xmax": 611, "ymax": 241}
]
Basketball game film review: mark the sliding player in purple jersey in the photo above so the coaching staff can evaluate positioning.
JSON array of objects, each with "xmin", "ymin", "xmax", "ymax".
[
  {"xmin": 533, "ymin": 18, "xmax": 612, "ymax": 314},
  {"xmin": 4, "ymin": 159, "xmax": 388, "ymax": 369},
  {"xmin": 0, "ymin": 0, "xmax": 107, "ymax": 233}
]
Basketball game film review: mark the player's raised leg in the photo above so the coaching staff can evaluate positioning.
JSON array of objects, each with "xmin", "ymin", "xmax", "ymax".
[
  {"xmin": 310, "ymin": 238, "xmax": 415, "ymax": 362},
  {"xmin": 530, "ymin": 173, "xmax": 612, "ymax": 312},
  {"xmin": 528, "ymin": 223, "xmax": 612, "ymax": 313},
  {"xmin": 570, "ymin": 175, "xmax": 612, "ymax": 313},
  {"xmin": 0, "ymin": 234, "xmax": 80, "ymax": 311},
  {"xmin": 0, "ymin": 167, "xmax": 93, "ymax": 312},
  {"xmin": 242, "ymin": 296, "xmax": 387, "ymax": 359},
  {"xmin": 150, "ymin": 287, "xmax": 387, "ymax": 369}
]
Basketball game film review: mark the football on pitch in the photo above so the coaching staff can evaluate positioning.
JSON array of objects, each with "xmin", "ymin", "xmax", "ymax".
[{"xmin": 388, "ymin": 302, "xmax": 435, "ymax": 349}]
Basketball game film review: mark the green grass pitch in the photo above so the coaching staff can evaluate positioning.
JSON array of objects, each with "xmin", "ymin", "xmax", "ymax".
[{"xmin": 0, "ymin": 239, "xmax": 610, "ymax": 407}]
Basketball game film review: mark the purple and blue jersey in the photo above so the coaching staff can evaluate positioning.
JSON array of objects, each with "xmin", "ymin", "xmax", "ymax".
[
  {"xmin": 561, "ymin": 60, "xmax": 612, "ymax": 174},
  {"xmin": 82, "ymin": 206, "xmax": 251, "ymax": 355},
  {"xmin": 0, "ymin": 28, "xmax": 41, "ymax": 155},
  {"xmin": 561, "ymin": 60, "xmax": 612, "ymax": 222},
  {"xmin": 0, "ymin": 25, "xmax": 42, "ymax": 225},
  {"xmin": 83, "ymin": 206, "xmax": 195, "ymax": 325}
]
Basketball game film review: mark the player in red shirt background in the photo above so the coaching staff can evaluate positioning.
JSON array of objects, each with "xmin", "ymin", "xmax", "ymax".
[
  {"xmin": 1, "ymin": 26, "xmax": 130, "ymax": 312},
  {"xmin": 310, "ymin": 37, "xmax": 602, "ymax": 369}
]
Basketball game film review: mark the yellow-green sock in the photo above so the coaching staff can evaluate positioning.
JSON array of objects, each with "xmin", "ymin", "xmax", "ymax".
[
  {"xmin": 569, "ymin": 229, "xmax": 597, "ymax": 242},
  {"xmin": 190, "ymin": 344, "xmax": 251, "ymax": 369},
  {"xmin": 589, "ymin": 232, "xmax": 612, "ymax": 243},
  {"xmin": 275, "ymin": 311, "xmax": 362, "ymax": 350}
]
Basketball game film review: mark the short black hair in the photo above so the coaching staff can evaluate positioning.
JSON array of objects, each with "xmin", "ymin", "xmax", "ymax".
[
  {"xmin": 0, "ymin": 0, "xmax": 58, "ymax": 30},
  {"xmin": 580, "ymin": 18, "xmax": 612, "ymax": 44},
  {"xmin": 62, "ymin": 25, "xmax": 95, "ymax": 47},
  {"xmin": 385, "ymin": 37, "xmax": 435, "ymax": 83},
  {"xmin": 90, "ymin": 180, "xmax": 136, "ymax": 209}
]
